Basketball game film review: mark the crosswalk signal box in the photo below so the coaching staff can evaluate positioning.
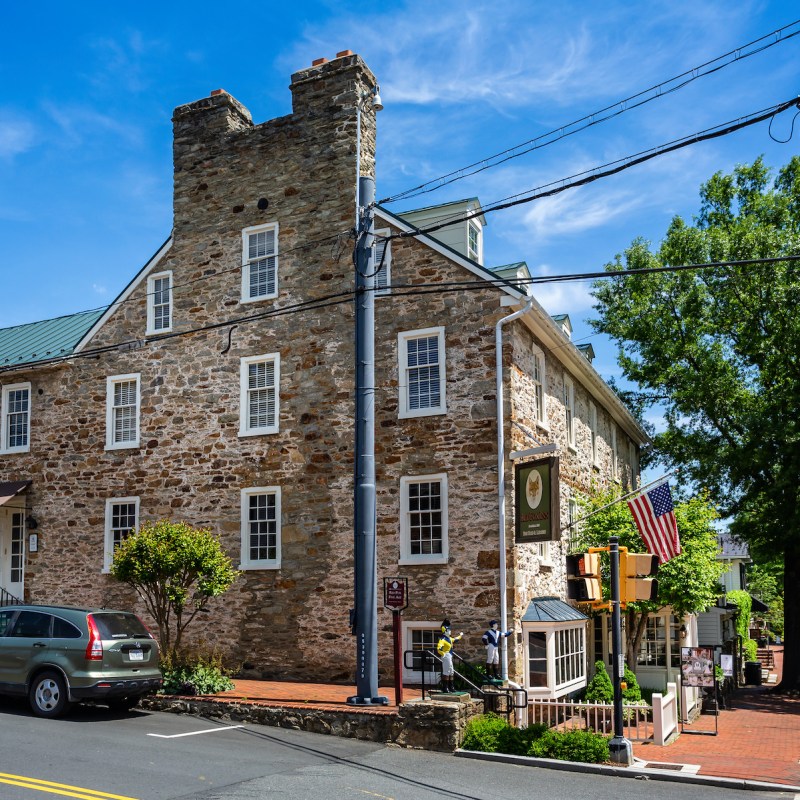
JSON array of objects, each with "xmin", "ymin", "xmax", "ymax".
[{"xmin": 566, "ymin": 553, "xmax": 602, "ymax": 603}]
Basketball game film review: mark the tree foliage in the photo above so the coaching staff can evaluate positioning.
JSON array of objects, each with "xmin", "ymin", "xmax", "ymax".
[
  {"xmin": 110, "ymin": 520, "xmax": 238, "ymax": 657},
  {"xmin": 575, "ymin": 489, "xmax": 723, "ymax": 669},
  {"xmin": 590, "ymin": 156, "xmax": 800, "ymax": 690}
]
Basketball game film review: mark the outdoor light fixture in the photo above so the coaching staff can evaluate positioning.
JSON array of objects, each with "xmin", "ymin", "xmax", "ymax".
[
  {"xmin": 680, "ymin": 624, "xmax": 687, "ymax": 638},
  {"xmin": 372, "ymin": 85, "xmax": 383, "ymax": 112}
]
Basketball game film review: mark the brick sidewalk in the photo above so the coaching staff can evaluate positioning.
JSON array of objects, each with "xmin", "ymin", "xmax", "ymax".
[{"xmin": 636, "ymin": 646, "xmax": 800, "ymax": 787}]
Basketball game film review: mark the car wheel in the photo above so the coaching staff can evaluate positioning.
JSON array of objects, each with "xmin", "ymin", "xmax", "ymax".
[
  {"xmin": 29, "ymin": 671, "xmax": 70, "ymax": 718},
  {"xmin": 107, "ymin": 696, "xmax": 140, "ymax": 712}
]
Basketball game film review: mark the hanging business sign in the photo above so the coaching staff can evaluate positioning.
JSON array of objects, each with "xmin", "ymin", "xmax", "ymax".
[{"xmin": 515, "ymin": 456, "xmax": 560, "ymax": 543}]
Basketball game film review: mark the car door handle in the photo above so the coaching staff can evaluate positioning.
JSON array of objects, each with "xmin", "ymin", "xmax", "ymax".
[{"xmin": 32, "ymin": 642, "xmax": 47, "ymax": 648}]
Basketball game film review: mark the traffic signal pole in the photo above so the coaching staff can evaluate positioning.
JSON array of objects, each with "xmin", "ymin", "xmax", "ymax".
[{"xmin": 608, "ymin": 536, "xmax": 633, "ymax": 765}]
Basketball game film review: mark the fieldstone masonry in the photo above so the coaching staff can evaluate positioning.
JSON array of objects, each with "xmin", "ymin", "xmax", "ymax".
[{"xmin": 0, "ymin": 54, "xmax": 644, "ymax": 689}]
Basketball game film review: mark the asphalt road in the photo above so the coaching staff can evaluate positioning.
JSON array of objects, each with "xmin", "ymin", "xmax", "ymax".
[{"xmin": 0, "ymin": 698, "xmax": 794, "ymax": 800}]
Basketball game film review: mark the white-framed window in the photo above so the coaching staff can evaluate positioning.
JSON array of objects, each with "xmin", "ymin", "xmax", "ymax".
[
  {"xmin": 535, "ymin": 541, "xmax": 552, "ymax": 566},
  {"xmin": 398, "ymin": 327, "xmax": 446, "ymax": 418},
  {"xmin": 240, "ymin": 487, "xmax": 281, "ymax": 569},
  {"xmin": 524, "ymin": 622, "xmax": 587, "ymax": 697},
  {"xmin": 105, "ymin": 374, "xmax": 140, "ymax": 450},
  {"xmin": 241, "ymin": 222, "xmax": 279, "ymax": 303},
  {"xmin": 589, "ymin": 401, "xmax": 598, "ymax": 466},
  {"xmin": 103, "ymin": 497, "xmax": 139, "ymax": 572},
  {"xmin": 467, "ymin": 221, "xmax": 481, "ymax": 263},
  {"xmin": 146, "ymin": 270, "xmax": 173, "ymax": 334},
  {"xmin": 239, "ymin": 353, "xmax": 280, "ymax": 436},
  {"xmin": 399, "ymin": 474, "xmax": 448, "ymax": 565},
  {"xmin": 374, "ymin": 228, "xmax": 391, "ymax": 295},
  {"xmin": 564, "ymin": 376, "xmax": 575, "ymax": 449},
  {"xmin": 401, "ymin": 621, "xmax": 442, "ymax": 684},
  {"xmin": 629, "ymin": 441, "xmax": 639, "ymax": 490},
  {"xmin": 532, "ymin": 345, "xmax": 547, "ymax": 426},
  {"xmin": 1, "ymin": 382, "xmax": 31, "ymax": 454},
  {"xmin": 636, "ymin": 614, "xmax": 681, "ymax": 669},
  {"xmin": 611, "ymin": 425, "xmax": 619, "ymax": 481}
]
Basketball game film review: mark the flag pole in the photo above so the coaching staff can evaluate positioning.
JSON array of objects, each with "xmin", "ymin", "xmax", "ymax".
[{"xmin": 561, "ymin": 469, "xmax": 676, "ymax": 533}]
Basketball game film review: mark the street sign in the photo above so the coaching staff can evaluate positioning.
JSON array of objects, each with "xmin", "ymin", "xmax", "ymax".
[{"xmin": 384, "ymin": 577, "xmax": 408, "ymax": 611}]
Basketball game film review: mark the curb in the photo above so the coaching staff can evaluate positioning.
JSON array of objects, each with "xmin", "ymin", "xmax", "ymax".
[{"xmin": 454, "ymin": 749, "xmax": 800, "ymax": 793}]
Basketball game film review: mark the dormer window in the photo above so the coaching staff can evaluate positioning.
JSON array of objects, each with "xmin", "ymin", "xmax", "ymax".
[{"xmin": 467, "ymin": 221, "xmax": 481, "ymax": 263}]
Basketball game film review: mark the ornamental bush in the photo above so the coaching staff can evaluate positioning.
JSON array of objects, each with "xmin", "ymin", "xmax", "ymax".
[
  {"xmin": 461, "ymin": 714, "xmax": 509, "ymax": 752},
  {"xmin": 622, "ymin": 665, "xmax": 642, "ymax": 702},
  {"xmin": 584, "ymin": 660, "xmax": 614, "ymax": 703},
  {"xmin": 160, "ymin": 648, "xmax": 234, "ymax": 696},
  {"xmin": 528, "ymin": 729, "xmax": 610, "ymax": 763}
]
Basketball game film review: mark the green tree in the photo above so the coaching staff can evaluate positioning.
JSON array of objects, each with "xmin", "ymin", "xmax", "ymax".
[
  {"xmin": 110, "ymin": 520, "xmax": 238, "ymax": 657},
  {"xmin": 747, "ymin": 561, "xmax": 784, "ymax": 638},
  {"xmin": 575, "ymin": 489, "xmax": 723, "ymax": 669},
  {"xmin": 591, "ymin": 157, "xmax": 800, "ymax": 690}
]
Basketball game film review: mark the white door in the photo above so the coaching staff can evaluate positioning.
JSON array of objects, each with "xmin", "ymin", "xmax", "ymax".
[{"xmin": 0, "ymin": 509, "xmax": 24, "ymax": 601}]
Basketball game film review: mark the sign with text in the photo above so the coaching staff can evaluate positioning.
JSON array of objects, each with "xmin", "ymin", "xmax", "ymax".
[
  {"xmin": 681, "ymin": 646, "xmax": 715, "ymax": 688},
  {"xmin": 515, "ymin": 457, "xmax": 560, "ymax": 543},
  {"xmin": 383, "ymin": 577, "xmax": 408, "ymax": 611}
]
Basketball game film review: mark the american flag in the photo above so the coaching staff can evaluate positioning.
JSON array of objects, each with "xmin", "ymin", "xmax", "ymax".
[{"xmin": 627, "ymin": 480, "xmax": 681, "ymax": 563}]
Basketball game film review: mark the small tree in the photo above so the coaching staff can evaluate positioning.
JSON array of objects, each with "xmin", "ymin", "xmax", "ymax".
[
  {"xmin": 585, "ymin": 660, "xmax": 614, "ymax": 703},
  {"xmin": 110, "ymin": 520, "xmax": 238, "ymax": 657},
  {"xmin": 575, "ymin": 489, "xmax": 724, "ymax": 670}
]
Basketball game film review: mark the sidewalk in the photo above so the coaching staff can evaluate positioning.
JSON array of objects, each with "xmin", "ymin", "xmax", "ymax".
[{"xmin": 636, "ymin": 646, "xmax": 800, "ymax": 787}]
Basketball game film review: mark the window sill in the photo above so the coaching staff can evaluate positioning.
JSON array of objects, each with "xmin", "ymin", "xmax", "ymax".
[
  {"xmin": 105, "ymin": 442, "xmax": 140, "ymax": 451},
  {"xmin": 535, "ymin": 422, "xmax": 550, "ymax": 433},
  {"xmin": 398, "ymin": 408, "xmax": 447, "ymax": 420},
  {"xmin": 567, "ymin": 444, "xmax": 577, "ymax": 454},
  {"xmin": 398, "ymin": 556, "xmax": 448, "ymax": 567},
  {"xmin": 238, "ymin": 428, "xmax": 279, "ymax": 438},
  {"xmin": 240, "ymin": 293, "xmax": 278, "ymax": 305},
  {"xmin": 238, "ymin": 562, "xmax": 281, "ymax": 571},
  {"xmin": 0, "ymin": 447, "xmax": 29, "ymax": 455},
  {"xmin": 146, "ymin": 326, "xmax": 173, "ymax": 337}
]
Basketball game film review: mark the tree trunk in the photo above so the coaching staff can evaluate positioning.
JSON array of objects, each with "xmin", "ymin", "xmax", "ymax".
[
  {"xmin": 625, "ymin": 610, "xmax": 649, "ymax": 670},
  {"xmin": 778, "ymin": 539, "xmax": 800, "ymax": 691}
]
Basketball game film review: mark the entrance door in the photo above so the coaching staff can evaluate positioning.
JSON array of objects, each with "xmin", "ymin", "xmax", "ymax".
[{"xmin": 0, "ymin": 509, "xmax": 24, "ymax": 601}]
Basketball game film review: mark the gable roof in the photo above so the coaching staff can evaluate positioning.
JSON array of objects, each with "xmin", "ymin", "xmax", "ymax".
[{"xmin": 0, "ymin": 309, "xmax": 106, "ymax": 372}]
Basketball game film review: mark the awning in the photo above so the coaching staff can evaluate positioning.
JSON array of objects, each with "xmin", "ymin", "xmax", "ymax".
[
  {"xmin": 751, "ymin": 596, "xmax": 769, "ymax": 613},
  {"xmin": 0, "ymin": 480, "xmax": 31, "ymax": 507},
  {"xmin": 521, "ymin": 597, "xmax": 588, "ymax": 623}
]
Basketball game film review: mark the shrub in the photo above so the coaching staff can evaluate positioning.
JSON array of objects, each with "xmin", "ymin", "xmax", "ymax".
[
  {"xmin": 461, "ymin": 714, "xmax": 509, "ymax": 753},
  {"xmin": 161, "ymin": 649, "xmax": 234, "ymax": 696},
  {"xmin": 497, "ymin": 723, "xmax": 549, "ymax": 755},
  {"xmin": 743, "ymin": 638, "xmax": 758, "ymax": 662},
  {"xmin": 585, "ymin": 660, "xmax": 613, "ymax": 704},
  {"xmin": 528, "ymin": 729, "xmax": 610, "ymax": 763},
  {"xmin": 622, "ymin": 665, "xmax": 642, "ymax": 702}
]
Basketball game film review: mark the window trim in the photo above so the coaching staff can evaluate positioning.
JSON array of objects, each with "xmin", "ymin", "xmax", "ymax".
[
  {"xmin": 401, "ymin": 620, "xmax": 443, "ymax": 684},
  {"xmin": 467, "ymin": 220, "xmax": 482, "ymax": 263},
  {"xmin": 239, "ymin": 353, "xmax": 280, "ymax": 437},
  {"xmin": 399, "ymin": 473, "xmax": 449, "ymax": 565},
  {"xmin": 241, "ymin": 222, "xmax": 279, "ymax": 303},
  {"xmin": 398, "ymin": 327, "xmax": 447, "ymax": 419},
  {"xmin": 146, "ymin": 270, "xmax": 173, "ymax": 335},
  {"xmin": 103, "ymin": 496, "xmax": 139, "ymax": 573},
  {"xmin": 531, "ymin": 345, "xmax": 548, "ymax": 429},
  {"xmin": 564, "ymin": 375, "xmax": 576, "ymax": 450},
  {"xmin": 240, "ymin": 486, "xmax": 282, "ymax": 570},
  {"xmin": 105, "ymin": 374, "xmax": 141, "ymax": 451},
  {"xmin": 374, "ymin": 227, "xmax": 392, "ymax": 296},
  {"xmin": 1, "ymin": 381, "xmax": 31, "ymax": 454}
]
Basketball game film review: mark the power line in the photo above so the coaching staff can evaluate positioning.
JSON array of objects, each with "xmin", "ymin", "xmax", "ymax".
[
  {"xmin": 384, "ymin": 96, "xmax": 800, "ymax": 240},
  {"xmin": 379, "ymin": 20, "xmax": 800, "ymax": 205}
]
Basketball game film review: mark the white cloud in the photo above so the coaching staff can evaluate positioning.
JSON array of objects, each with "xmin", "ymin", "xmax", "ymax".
[
  {"xmin": 92, "ymin": 283, "xmax": 107, "ymax": 295},
  {"xmin": 42, "ymin": 102, "xmax": 143, "ymax": 149},
  {"xmin": 0, "ymin": 112, "xmax": 36, "ymax": 159},
  {"xmin": 528, "ymin": 264, "xmax": 595, "ymax": 315}
]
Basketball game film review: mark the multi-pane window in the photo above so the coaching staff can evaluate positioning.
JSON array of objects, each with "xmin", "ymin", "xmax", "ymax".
[
  {"xmin": 1, "ymin": 383, "xmax": 30, "ymax": 453},
  {"xmin": 106, "ymin": 375, "xmax": 140, "ymax": 450},
  {"xmin": 104, "ymin": 497, "xmax": 139, "ymax": 571},
  {"xmin": 400, "ymin": 474, "xmax": 448, "ymax": 564},
  {"xmin": 374, "ymin": 229, "xmax": 391, "ymax": 294},
  {"xmin": 242, "ymin": 223, "xmax": 279, "ymax": 302},
  {"xmin": 409, "ymin": 628, "xmax": 440, "ymax": 673},
  {"xmin": 467, "ymin": 221, "xmax": 481, "ymax": 262},
  {"xmin": 564, "ymin": 376, "xmax": 575, "ymax": 448},
  {"xmin": 402, "ymin": 623, "xmax": 443, "ymax": 682},
  {"xmin": 637, "ymin": 615, "xmax": 681, "ymax": 668},
  {"xmin": 399, "ymin": 328, "xmax": 446, "ymax": 418},
  {"xmin": 528, "ymin": 631, "xmax": 547, "ymax": 687},
  {"xmin": 589, "ymin": 402, "xmax": 598, "ymax": 466},
  {"xmin": 10, "ymin": 512, "xmax": 24, "ymax": 585},
  {"xmin": 146, "ymin": 271, "xmax": 172, "ymax": 334},
  {"xmin": 239, "ymin": 354, "xmax": 280, "ymax": 436},
  {"xmin": 554, "ymin": 627, "xmax": 585, "ymax": 688},
  {"xmin": 532, "ymin": 347, "xmax": 546, "ymax": 425},
  {"xmin": 240, "ymin": 487, "xmax": 281, "ymax": 568}
]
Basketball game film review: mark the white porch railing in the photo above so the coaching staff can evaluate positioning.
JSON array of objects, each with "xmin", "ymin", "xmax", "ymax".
[
  {"xmin": 528, "ymin": 697, "xmax": 653, "ymax": 742},
  {"xmin": 652, "ymin": 681, "xmax": 679, "ymax": 745}
]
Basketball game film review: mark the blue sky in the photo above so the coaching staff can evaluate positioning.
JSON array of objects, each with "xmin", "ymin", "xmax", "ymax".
[{"xmin": 1, "ymin": 0, "xmax": 798, "ymax": 434}]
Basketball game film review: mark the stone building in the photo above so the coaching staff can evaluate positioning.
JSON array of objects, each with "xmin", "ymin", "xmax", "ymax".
[{"xmin": 0, "ymin": 53, "xmax": 647, "ymax": 696}]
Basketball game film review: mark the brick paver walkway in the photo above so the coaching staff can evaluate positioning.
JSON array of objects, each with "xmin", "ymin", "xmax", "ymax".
[{"xmin": 637, "ymin": 646, "xmax": 800, "ymax": 787}]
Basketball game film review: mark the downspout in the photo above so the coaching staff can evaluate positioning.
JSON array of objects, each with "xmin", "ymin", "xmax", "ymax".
[{"xmin": 496, "ymin": 291, "xmax": 534, "ymax": 680}]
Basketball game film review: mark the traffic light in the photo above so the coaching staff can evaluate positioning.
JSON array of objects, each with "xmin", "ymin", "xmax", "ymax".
[
  {"xmin": 622, "ymin": 552, "xmax": 659, "ymax": 603},
  {"xmin": 566, "ymin": 553, "xmax": 602, "ymax": 603}
]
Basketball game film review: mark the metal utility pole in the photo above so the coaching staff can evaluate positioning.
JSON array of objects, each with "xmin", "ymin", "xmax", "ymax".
[
  {"xmin": 348, "ymin": 175, "xmax": 387, "ymax": 706},
  {"xmin": 608, "ymin": 536, "xmax": 633, "ymax": 764}
]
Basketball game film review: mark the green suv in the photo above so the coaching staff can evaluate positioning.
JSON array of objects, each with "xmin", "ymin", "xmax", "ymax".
[{"xmin": 0, "ymin": 605, "xmax": 162, "ymax": 717}]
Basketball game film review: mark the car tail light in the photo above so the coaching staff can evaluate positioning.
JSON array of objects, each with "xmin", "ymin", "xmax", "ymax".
[{"xmin": 85, "ymin": 614, "xmax": 103, "ymax": 661}]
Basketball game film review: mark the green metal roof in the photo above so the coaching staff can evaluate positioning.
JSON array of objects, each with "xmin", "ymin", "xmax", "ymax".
[
  {"xmin": 0, "ymin": 308, "xmax": 106, "ymax": 370},
  {"xmin": 521, "ymin": 597, "xmax": 588, "ymax": 623}
]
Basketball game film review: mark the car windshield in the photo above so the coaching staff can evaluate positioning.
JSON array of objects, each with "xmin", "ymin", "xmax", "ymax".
[{"xmin": 92, "ymin": 612, "xmax": 151, "ymax": 640}]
